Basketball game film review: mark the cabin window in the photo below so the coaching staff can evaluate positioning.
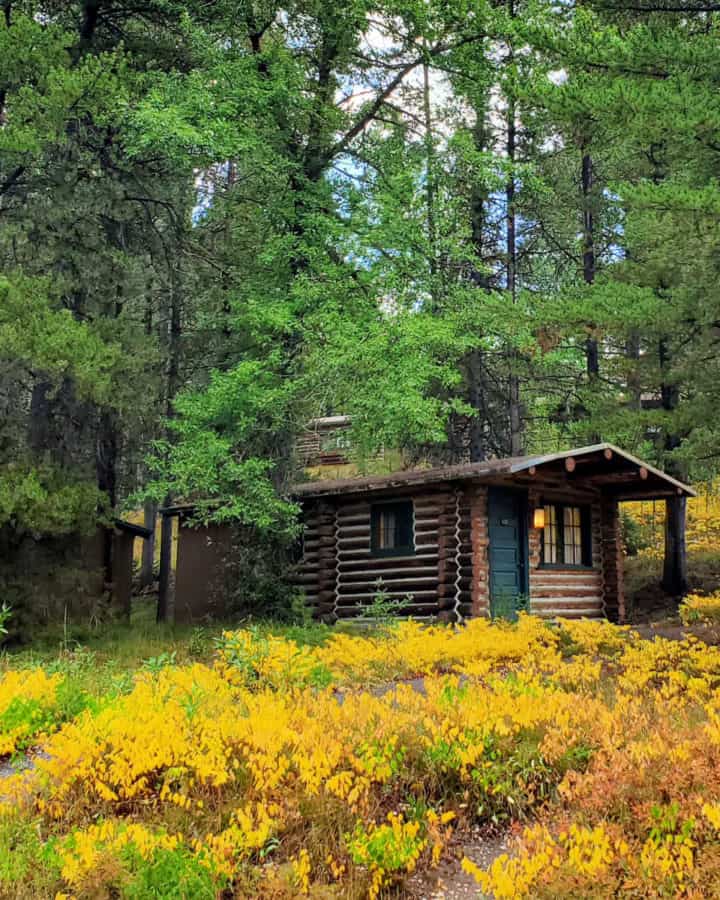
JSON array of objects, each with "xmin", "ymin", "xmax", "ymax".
[
  {"xmin": 542, "ymin": 503, "xmax": 592, "ymax": 567},
  {"xmin": 370, "ymin": 501, "xmax": 414, "ymax": 557},
  {"xmin": 320, "ymin": 429, "xmax": 351, "ymax": 452}
]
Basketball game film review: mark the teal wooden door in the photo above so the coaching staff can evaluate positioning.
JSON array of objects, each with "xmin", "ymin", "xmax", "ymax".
[{"xmin": 488, "ymin": 488, "xmax": 529, "ymax": 621}]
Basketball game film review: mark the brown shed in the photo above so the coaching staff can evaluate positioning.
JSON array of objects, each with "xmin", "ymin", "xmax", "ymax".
[
  {"xmin": 160, "ymin": 505, "xmax": 233, "ymax": 624},
  {"xmin": 292, "ymin": 443, "xmax": 695, "ymax": 624}
]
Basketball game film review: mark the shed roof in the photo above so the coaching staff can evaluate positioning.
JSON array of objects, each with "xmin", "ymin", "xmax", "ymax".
[
  {"xmin": 114, "ymin": 518, "xmax": 152, "ymax": 539},
  {"xmin": 291, "ymin": 443, "xmax": 696, "ymax": 501}
]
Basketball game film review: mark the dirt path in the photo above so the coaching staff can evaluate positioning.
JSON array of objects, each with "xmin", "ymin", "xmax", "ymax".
[
  {"xmin": 405, "ymin": 830, "xmax": 511, "ymax": 898},
  {"xmin": 632, "ymin": 621, "xmax": 720, "ymax": 643},
  {"xmin": 0, "ymin": 756, "xmax": 33, "ymax": 780}
]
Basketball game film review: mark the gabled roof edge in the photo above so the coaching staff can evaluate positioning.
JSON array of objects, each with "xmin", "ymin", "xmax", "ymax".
[{"xmin": 508, "ymin": 443, "xmax": 696, "ymax": 497}]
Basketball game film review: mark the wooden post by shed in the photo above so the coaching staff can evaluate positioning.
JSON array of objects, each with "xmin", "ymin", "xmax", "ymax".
[{"xmin": 110, "ymin": 519, "xmax": 152, "ymax": 620}]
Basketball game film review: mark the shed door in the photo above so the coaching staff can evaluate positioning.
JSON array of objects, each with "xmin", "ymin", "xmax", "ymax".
[{"xmin": 488, "ymin": 488, "xmax": 529, "ymax": 621}]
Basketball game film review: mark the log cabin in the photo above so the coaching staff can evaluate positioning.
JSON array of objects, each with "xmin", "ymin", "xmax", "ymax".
[{"xmin": 292, "ymin": 443, "xmax": 695, "ymax": 624}]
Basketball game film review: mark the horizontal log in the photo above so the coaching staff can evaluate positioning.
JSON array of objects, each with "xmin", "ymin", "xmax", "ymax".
[
  {"xmin": 530, "ymin": 585, "xmax": 602, "ymax": 596},
  {"xmin": 414, "ymin": 499, "xmax": 450, "ymax": 512},
  {"xmin": 293, "ymin": 573, "xmax": 320, "ymax": 584},
  {"xmin": 336, "ymin": 568, "xmax": 439, "ymax": 583},
  {"xmin": 531, "ymin": 585, "xmax": 602, "ymax": 596},
  {"xmin": 531, "ymin": 597, "xmax": 602, "ymax": 607},
  {"xmin": 531, "ymin": 568, "xmax": 601, "ymax": 578},
  {"xmin": 336, "ymin": 524, "xmax": 373, "ymax": 536},
  {"xmin": 334, "ymin": 598, "xmax": 440, "ymax": 612},
  {"xmin": 334, "ymin": 501, "xmax": 371, "ymax": 513},
  {"xmin": 338, "ymin": 549, "xmax": 437, "ymax": 562},
  {"xmin": 530, "ymin": 569, "xmax": 601, "ymax": 580},
  {"xmin": 531, "ymin": 586, "xmax": 603, "ymax": 598},
  {"xmin": 416, "ymin": 503, "xmax": 445, "ymax": 515},
  {"xmin": 337, "ymin": 537, "xmax": 372, "ymax": 550},
  {"xmin": 338, "ymin": 557, "xmax": 438, "ymax": 574},
  {"xmin": 415, "ymin": 521, "xmax": 441, "ymax": 534},
  {"xmin": 334, "ymin": 612, "xmax": 440, "ymax": 623},
  {"xmin": 334, "ymin": 598, "xmax": 440, "ymax": 611},
  {"xmin": 415, "ymin": 538, "xmax": 440, "ymax": 550},
  {"xmin": 586, "ymin": 472, "xmax": 651, "ymax": 485},
  {"xmin": 337, "ymin": 589, "xmax": 439, "ymax": 601},
  {"xmin": 339, "ymin": 576, "xmax": 439, "ymax": 589},
  {"xmin": 533, "ymin": 609, "xmax": 603, "ymax": 620},
  {"xmin": 335, "ymin": 516, "xmax": 371, "ymax": 529},
  {"xmin": 516, "ymin": 479, "xmax": 600, "ymax": 500}
]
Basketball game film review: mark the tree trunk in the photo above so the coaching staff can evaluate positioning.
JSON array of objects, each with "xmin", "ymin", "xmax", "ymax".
[
  {"xmin": 140, "ymin": 499, "xmax": 157, "ymax": 589},
  {"xmin": 662, "ymin": 495, "xmax": 688, "ymax": 596},
  {"xmin": 626, "ymin": 331, "xmax": 642, "ymax": 410},
  {"xmin": 96, "ymin": 408, "xmax": 119, "ymax": 612},
  {"xmin": 157, "ymin": 253, "xmax": 182, "ymax": 623},
  {"xmin": 658, "ymin": 335, "xmax": 687, "ymax": 597},
  {"xmin": 465, "ymin": 93, "xmax": 492, "ymax": 463},
  {"xmin": 422, "ymin": 53, "xmax": 438, "ymax": 300},
  {"xmin": 505, "ymin": 53, "xmax": 523, "ymax": 457},
  {"xmin": 581, "ymin": 151, "xmax": 599, "ymax": 380},
  {"xmin": 467, "ymin": 349, "xmax": 487, "ymax": 463}
]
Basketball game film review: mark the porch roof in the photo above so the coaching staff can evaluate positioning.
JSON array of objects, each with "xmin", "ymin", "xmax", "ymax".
[{"xmin": 291, "ymin": 443, "xmax": 696, "ymax": 501}]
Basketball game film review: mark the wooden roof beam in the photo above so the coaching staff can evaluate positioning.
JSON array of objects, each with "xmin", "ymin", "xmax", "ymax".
[{"xmin": 584, "ymin": 470, "xmax": 658, "ymax": 486}]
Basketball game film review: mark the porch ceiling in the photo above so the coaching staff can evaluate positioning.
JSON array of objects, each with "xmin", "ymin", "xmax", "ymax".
[{"xmin": 508, "ymin": 443, "xmax": 696, "ymax": 501}]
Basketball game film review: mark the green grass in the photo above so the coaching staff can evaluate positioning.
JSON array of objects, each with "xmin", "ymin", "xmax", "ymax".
[
  {"xmin": 1, "ymin": 596, "xmax": 333, "ymax": 683},
  {"xmin": 0, "ymin": 600, "xmax": 335, "ymax": 761}
]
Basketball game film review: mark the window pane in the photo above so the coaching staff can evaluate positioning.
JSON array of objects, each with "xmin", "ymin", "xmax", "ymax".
[
  {"xmin": 380, "ymin": 509, "xmax": 397, "ymax": 548},
  {"xmin": 372, "ymin": 502, "xmax": 414, "ymax": 554},
  {"xmin": 563, "ymin": 506, "xmax": 583, "ymax": 565},
  {"xmin": 543, "ymin": 504, "xmax": 557, "ymax": 564}
]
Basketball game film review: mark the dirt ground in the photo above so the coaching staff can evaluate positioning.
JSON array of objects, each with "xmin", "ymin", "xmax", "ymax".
[
  {"xmin": 405, "ymin": 828, "xmax": 511, "ymax": 898},
  {"xmin": 631, "ymin": 620, "xmax": 720, "ymax": 644}
]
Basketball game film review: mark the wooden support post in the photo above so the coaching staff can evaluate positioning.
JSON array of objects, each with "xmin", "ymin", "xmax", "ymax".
[
  {"xmin": 140, "ymin": 499, "xmax": 157, "ymax": 589},
  {"xmin": 157, "ymin": 507, "xmax": 174, "ymax": 623},
  {"xmin": 600, "ymin": 497, "xmax": 625, "ymax": 623}
]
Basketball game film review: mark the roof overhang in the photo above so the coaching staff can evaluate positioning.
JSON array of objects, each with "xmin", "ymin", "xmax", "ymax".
[
  {"xmin": 114, "ymin": 518, "xmax": 152, "ymax": 539},
  {"xmin": 506, "ymin": 443, "xmax": 696, "ymax": 500},
  {"xmin": 291, "ymin": 443, "xmax": 695, "ymax": 501}
]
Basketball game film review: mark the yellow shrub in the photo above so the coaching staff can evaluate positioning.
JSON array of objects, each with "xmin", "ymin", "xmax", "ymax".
[
  {"xmin": 679, "ymin": 591, "xmax": 720, "ymax": 625},
  {"xmin": 5, "ymin": 618, "xmax": 720, "ymax": 897},
  {"xmin": 0, "ymin": 668, "xmax": 62, "ymax": 756}
]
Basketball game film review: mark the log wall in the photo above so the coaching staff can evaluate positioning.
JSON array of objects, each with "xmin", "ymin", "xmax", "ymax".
[
  {"xmin": 296, "ymin": 488, "xmax": 473, "ymax": 622},
  {"xmin": 296, "ymin": 482, "xmax": 623, "ymax": 624}
]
